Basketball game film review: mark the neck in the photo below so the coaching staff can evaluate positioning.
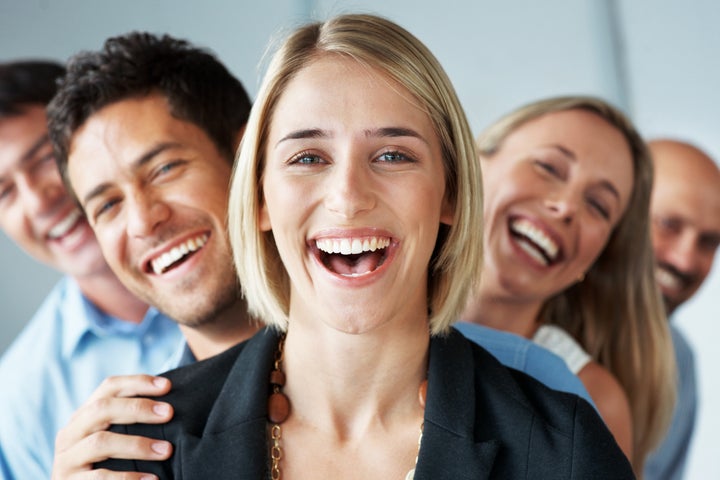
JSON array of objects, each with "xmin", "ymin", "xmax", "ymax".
[
  {"xmin": 281, "ymin": 315, "xmax": 429, "ymax": 437},
  {"xmin": 74, "ymin": 266, "xmax": 148, "ymax": 323},
  {"xmin": 182, "ymin": 297, "xmax": 259, "ymax": 360},
  {"xmin": 463, "ymin": 288, "xmax": 543, "ymax": 338}
]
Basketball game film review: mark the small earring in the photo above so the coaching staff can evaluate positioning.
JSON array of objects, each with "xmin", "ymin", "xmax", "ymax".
[{"xmin": 577, "ymin": 272, "xmax": 585, "ymax": 282}]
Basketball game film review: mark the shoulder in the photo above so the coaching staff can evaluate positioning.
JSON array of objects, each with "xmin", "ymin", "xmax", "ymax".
[
  {"xmin": 533, "ymin": 324, "xmax": 591, "ymax": 374},
  {"xmin": 578, "ymin": 360, "xmax": 633, "ymax": 459},
  {"xmin": 0, "ymin": 278, "xmax": 71, "ymax": 381},
  {"xmin": 429, "ymin": 330, "xmax": 634, "ymax": 478},
  {"xmin": 98, "ymin": 328, "xmax": 280, "ymax": 474},
  {"xmin": 669, "ymin": 324, "xmax": 695, "ymax": 364}
]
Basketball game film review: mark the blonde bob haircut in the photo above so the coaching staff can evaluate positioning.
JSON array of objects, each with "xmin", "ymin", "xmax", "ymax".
[
  {"xmin": 228, "ymin": 13, "xmax": 482, "ymax": 336},
  {"xmin": 478, "ymin": 96, "xmax": 676, "ymax": 472}
]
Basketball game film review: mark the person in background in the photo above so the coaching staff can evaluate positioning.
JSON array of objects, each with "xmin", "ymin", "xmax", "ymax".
[
  {"xmin": 44, "ymin": 32, "xmax": 260, "ymax": 477},
  {"xmin": 644, "ymin": 139, "xmax": 720, "ymax": 480},
  {"xmin": 0, "ymin": 60, "xmax": 183, "ymax": 478},
  {"xmin": 462, "ymin": 96, "xmax": 676, "ymax": 474},
  {"xmin": 94, "ymin": 13, "xmax": 633, "ymax": 478}
]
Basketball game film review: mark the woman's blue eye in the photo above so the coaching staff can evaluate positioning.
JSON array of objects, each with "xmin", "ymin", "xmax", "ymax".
[
  {"xmin": 297, "ymin": 155, "xmax": 320, "ymax": 164},
  {"xmin": 378, "ymin": 151, "xmax": 411, "ymax": 163}
]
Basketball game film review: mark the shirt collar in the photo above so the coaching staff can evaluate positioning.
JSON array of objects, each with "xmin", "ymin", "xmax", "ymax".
[{"xmin": 61, "ymin": 278, "xmax": 160, "ymax": 358}]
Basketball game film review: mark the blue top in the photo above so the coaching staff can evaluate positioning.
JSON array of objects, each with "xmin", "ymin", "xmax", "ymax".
[
  {"xmin": 644, "ymin": 323, "xmax": 697, "ymax": 480},
  {"xmin": 454, "ymin": 322, "xmax": 595, "ymax": 407},
  {"xmin": 0, "ymin": 276, "xmax": 183, "ymax": 479}
]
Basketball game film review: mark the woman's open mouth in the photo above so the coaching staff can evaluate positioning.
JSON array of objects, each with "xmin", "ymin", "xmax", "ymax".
[{"xmin": 315, "ymin": 236, "xmax": 391, "ymax": 277}]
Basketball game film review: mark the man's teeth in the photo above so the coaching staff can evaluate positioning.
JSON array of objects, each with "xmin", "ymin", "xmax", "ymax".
[
  {"xmin": 48, "ymin": 210, "xmax": 82, "ymax": 239},
  {"xmin": 151, "ymin": 234, "xmax": 208, "ymax": 275},
  {"xmin": 316, "ymin": 236, "xmax": 390, "ymax": 255},
  {"xmin": 510, "ymin": 218, "xmax": 559, "ymax": 261},
  {"xmin": 656, "ymin": 267, "xmax": 682, "ymax": 291}
]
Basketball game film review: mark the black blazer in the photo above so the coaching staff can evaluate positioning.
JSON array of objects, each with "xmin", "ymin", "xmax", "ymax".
[{"xmin": 100, "ymin": 328, "xmax": 634, "ymax": 479}]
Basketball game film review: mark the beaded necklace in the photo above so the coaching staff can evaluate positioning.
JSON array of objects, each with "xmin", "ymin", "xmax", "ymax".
[{"xmin": 267, "ymin": 336, "xmax": 427, "ymax": 479}]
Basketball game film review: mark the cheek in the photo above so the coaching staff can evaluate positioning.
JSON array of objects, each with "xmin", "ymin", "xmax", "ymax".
[
  {"xmin": 95, "ymin": 225, "xmax": 124, "ymax": 266},
  {"xmin": 578, "ymin": 226, "xmax": 613, "ymax": 267}
]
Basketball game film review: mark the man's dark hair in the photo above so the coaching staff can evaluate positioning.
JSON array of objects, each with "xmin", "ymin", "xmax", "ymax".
[
  {"xmin": 0, "ymin": 60, "xmax": 65, "ymax": 117},
  {"xmin": 47, "ymin": 32, "xmax": 252, "ymax": 193}
]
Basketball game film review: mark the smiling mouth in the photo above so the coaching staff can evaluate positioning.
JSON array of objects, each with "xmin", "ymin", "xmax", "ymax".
[
  {"xmin": 149, "ymin": 233, "xmax": 209, "ymax": 275},
  {"xmin": 509, "ymin": 218, "xmax": 561, "ymax": 266},
  {"xmin": 47, "ymin": 209, "xmax": 83, "ymax": 240},
  {"xmin": 315, "ymin": 236, "xmax": 391, "ymax": 277}
]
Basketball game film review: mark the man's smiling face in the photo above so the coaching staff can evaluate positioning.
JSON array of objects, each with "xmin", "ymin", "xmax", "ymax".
[{"xmin": 67, "ymin": 93, "xmax": 238, "ymax": 326}]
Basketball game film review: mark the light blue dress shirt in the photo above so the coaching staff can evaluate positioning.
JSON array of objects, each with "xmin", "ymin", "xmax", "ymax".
[
  {"xmin": 0, "ymin": 276, "xmax": 183, "ymax": 479},
  {"xmin": 644, "ymin": 323, "xmax": 697, "ymax": 480},
  {"xmin": 454, "ymin": 322, "xmax": 595, "ymax": 407}
]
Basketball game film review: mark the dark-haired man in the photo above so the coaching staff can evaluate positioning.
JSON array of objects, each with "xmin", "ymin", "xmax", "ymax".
[
  {"xmin": 0, "ymin": 61, "xmax": 183, "ymax": 478},
  {"xmin": 46, "ymin": 33, "xmax": 259, "ymax": 477},
  {"xmin": 644, "ymin": 139, "xmax": 720, "ymax": 480}
]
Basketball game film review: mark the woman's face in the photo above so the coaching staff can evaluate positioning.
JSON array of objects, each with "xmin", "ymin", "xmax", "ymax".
[
  {"xmin": 481, "ymin": 109, "xmax": 634, "ymax": 303},
  {"xmin": 260, "ymin": 56, "xmax": 452, "ymax": 334}
]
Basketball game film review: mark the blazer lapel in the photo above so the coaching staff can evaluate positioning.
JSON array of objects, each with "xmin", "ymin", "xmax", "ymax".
[
  {"xmin": 176, "ymin": 328, "xmax": 281, "ymax": 479},
  {"xmin": 178, "ymin": 418, "xmax": 270, "ymax": 479},
  {"xmin": 415, "ymin": 423, "xmax": 500, "ymax": 479},
  {"xmin": 414, "ymin": 329, "xmax": 503, "ymax": 479}
]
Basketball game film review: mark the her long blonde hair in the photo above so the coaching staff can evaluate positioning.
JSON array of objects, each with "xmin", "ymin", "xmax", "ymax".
[{"xmin": 478, "ymin": 96, "xmax": 676, "ymax": 473}]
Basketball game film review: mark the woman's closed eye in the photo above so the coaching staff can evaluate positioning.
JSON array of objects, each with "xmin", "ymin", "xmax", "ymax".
[
  {"xmin": 586, "ymin": 196, "xmax": 610, "ymax": 220},
  {"xmin": 534, "ymin": 159, "xmax": 564, "ymax": 178}
]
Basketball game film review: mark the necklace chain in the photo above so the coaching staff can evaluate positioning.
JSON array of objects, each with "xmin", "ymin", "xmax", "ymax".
[{"xmin": 267, "ymin": 336, "xmax": 426, "ymax": 479}]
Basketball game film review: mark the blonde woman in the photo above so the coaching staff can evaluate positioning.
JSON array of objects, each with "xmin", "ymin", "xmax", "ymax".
[
  {"xmin": 97, "ymin": 16, "xmax": 633, "ymax": 478},
  {"xmin": 462, "ymin": 96, "xmax": 675, "ymax": 474}
]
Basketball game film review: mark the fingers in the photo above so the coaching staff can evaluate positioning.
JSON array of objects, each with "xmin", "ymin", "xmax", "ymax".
[
  {"xmin": 85, "ymin": 375, "xmax": 172, "ymax": 403},
  {"xmin": 51, "ymin": 374, "xmax": 175, "ymax": 479},
  {"xmin": 53, "ymin": 466, "xmax": 162, "ymax": 480},
  {"xmin": 52, "ymin": 430, "xmax": 172, "ymax": 479},
  {"xmin": 56, "ymin": 396, "xmax": 174, "ymax": 450}
]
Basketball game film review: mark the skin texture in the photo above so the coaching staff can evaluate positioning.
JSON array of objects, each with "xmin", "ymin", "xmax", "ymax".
[
  {"xmin": 0, "ymin": 105, "xmax": 149, "ymax": 323},
  {"xmin": 67, "ymin": 93, "xmax": 240, "ymax": 333},
  {"xmin": 52, "ymin": 93, "xmax": 257, "ymax": 479},
  {"xmin": 0, "ymin": 105, "xmax": 106, "ymax": 279},
  {"xmin": 649, "ymin": 139, "xmax": 720, "ymax": 314},
  {"xmin": 465, "ymin": 109, "xmax": 636, "ymax": 459},
  {"xmin": 259, "ymin": 56, "xmax": 451, "ymax": 478}
]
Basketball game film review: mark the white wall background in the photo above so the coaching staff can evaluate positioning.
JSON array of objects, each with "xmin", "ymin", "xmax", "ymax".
[{"xmin": 0, "ymin": 0, "xmax": 717, "ymax": 477}]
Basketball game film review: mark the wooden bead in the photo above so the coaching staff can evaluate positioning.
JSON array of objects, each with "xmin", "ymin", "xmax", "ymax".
[
  {"xmin": 418, "ymin": 380, "xmax": 428, "ymax": 409},
  {"xmin": 268, "ymin": 391, "xmax": 290, "ymax": 424},
  {"xmin": 270, "ymin": 369, "xmax": 286, "ymax": 387}
]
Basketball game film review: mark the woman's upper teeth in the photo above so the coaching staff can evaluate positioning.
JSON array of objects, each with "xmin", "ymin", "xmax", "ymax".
[
  {"xmin": 510, "ymin": 218, "xmax": 559, "ymax": 260},
  {"xmin": 316, "ymin": 236, "xmax": 390, "ymax": 255}
]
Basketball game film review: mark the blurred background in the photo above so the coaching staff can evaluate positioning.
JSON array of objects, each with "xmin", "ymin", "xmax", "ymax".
[{"xmin": 1, "ymin": 0, "xmax": 717, "ymax": 477}]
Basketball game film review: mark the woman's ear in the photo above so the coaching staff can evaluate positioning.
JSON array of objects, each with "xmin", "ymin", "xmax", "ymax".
[
  {"xmin": 258, "ymin": 202, "xmax": 272, "ymax": 232},
  {"xmin": 440, "ymin": 195, "xmax": 454, "ymax": 225},
  {"xmin": 259, "ymin": 190, "xmax": 272, "ymax": 232}
]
